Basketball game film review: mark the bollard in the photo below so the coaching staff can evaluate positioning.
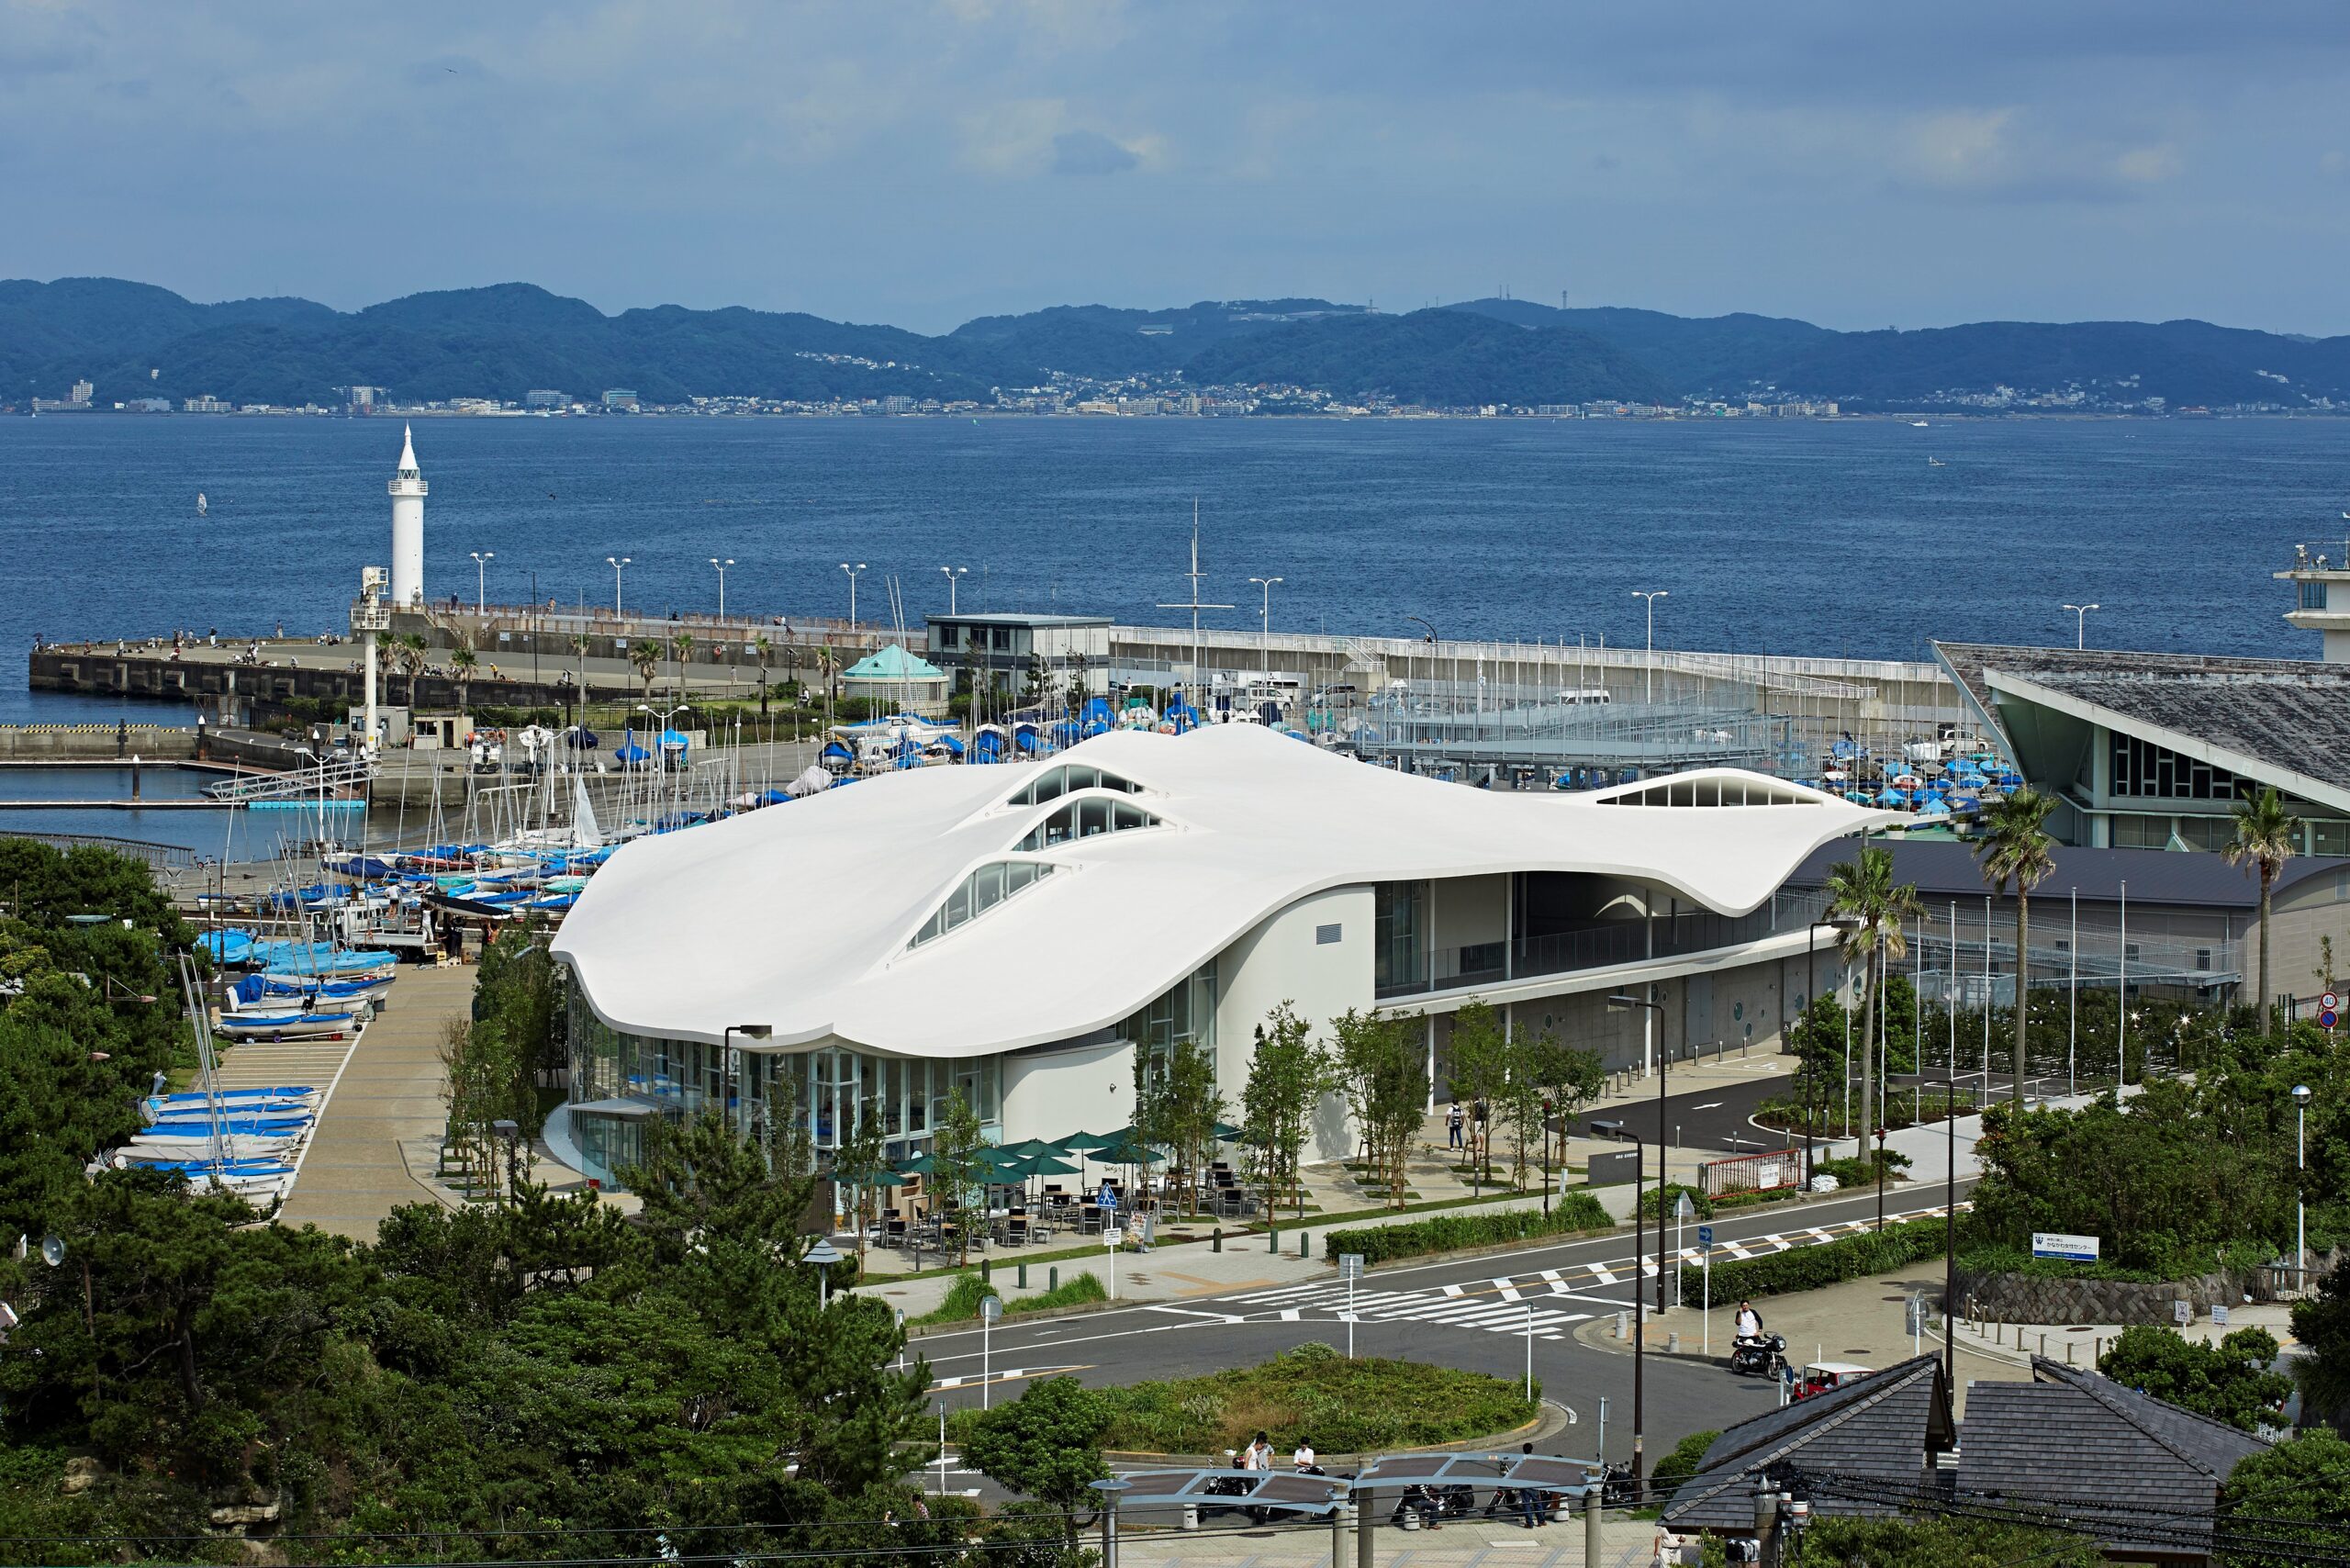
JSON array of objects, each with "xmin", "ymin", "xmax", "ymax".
[
  {"xmin": 980, "ymin": 1258, "xmax": 991, "ymax": 1284},
  {"xmin": 1300, "ymin": 1229, "xmax": 1310, "ymax": 1259},
  {"xmin": 1017, "ymin": 1263, "xmax": 1028, "ymax": 1290},
  {"xmin": 1666, "ymin": 1331, "xmax": 1680, "ymax": 1355},
  {"xmin": 1616, "ymin": 1309, "xmax": 1629, "ymax": 1340},
  {"xmin": 1270, "ymin": 1227, "xmax": 1280, "ymax": 1254},
  {"xmin": 1181, "ymin": 1504, "xmax": 1199, "ymax": 1532},
  {"xmin": 1585, "ymin": 1482, "xmax": 1604, "ymax": 1565},
  {"xmin": 1214, "ymin": 1226, "xmax": 1223, "ymax": 1254},
  {"xmin": 1331, "ymin": 1497, "xmax": 1351, "ymax": 1568},
  {"xmin": 2038, "ymin": 1331, "xmax": 2045, "ymax": 1358},
  {"xmin": 2066, "ymin": 1339, "xmax": 2076, "ymax": 1365},
  {"xmin": 1048, "ymin": 1266, "xmax": 1058, "ymax": 1292}
]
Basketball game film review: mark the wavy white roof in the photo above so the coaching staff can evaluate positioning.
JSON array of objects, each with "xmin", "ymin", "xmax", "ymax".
[{"xmin": 554, "ymin": 725, "xmax": 1888, "ymax": 1057}]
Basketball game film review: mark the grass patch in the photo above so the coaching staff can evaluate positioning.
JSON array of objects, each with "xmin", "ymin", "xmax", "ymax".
[
  {"xmin": 913, "ymin": 1269, "xmax": 1107, "ymax": 1326},
  {"xmin": 946, "ymin": 1342, "xmax": 1536, "ymax": 1454}
]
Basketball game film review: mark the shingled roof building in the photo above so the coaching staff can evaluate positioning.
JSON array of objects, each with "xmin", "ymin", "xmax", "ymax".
[
  {"xmin": 1666, "ymin": 1357, "xmax": 2268, "ymax": 1563},
  {"xmin": 1662, "ymin": 1355, "xmax": 1957, "ymax": 1530},
  {"xmin": 1932, "ymin": 642, "xmax": 2350, "ymax": 856},
  {"xmin": 1958, "ymin": 1359, "xmax": 2267, "ymax": 1562}
]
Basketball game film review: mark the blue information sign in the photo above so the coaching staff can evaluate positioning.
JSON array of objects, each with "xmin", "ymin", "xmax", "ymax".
[{"xmin": 1696, "ymin": 1225, "xmax": 1715, "ymax": 1249}]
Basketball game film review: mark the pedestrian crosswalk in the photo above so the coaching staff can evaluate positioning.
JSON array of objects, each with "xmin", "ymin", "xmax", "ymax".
[{"xmin": 1166, "ymin": 1202, "xmax": 1968, "ymax": 1340}]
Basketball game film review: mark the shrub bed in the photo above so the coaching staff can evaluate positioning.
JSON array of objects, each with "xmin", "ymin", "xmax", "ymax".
[
  {"xmin": 1679, "ymin": 1216, "xmax": 1945, "ymax": 1301},
  {"xmin": 915, "ymin": 1269, "xmax": 1108, "ymax": 1327},
  {"xmin": 1323, "ymin": 1193, "xmax": 1611, "ymax": 1266},
  {"xmin": 947, "ymin": 1342, "xmax": 1537, "ymax": 1454}
]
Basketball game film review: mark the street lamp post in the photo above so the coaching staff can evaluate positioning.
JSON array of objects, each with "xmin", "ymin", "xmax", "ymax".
[
  {"xmin": 1630, "ymin": 590, "xmax": 1668, "ymax": 704},
  {"xmin": 1609, "ymin": 990, "xmax": 1671, "ymax": 1321},
  {"xmin": 840, "ymin": 562, "xmax": 867, "ymax": 631},
  {"xmin": 804, "ymin": 1237, "xmax": 843, "ymax": 1309},
  {"xmin": 1803, "ymin": 916, "xmax": 1861, "ymax": 1186},
  {"xmin": 2063, "ymin": 603, "xmax": 2100, "ymax": 649},
  {"xmin": 711, "ymin": 558, "xmax": 733, "ymax": 619},
  {"xmin": 2296, "ymin": 1084, "xmax": 2312, "ymax": 1290},
  {"xmin": 607, "ymin": 555, "xmax": 631, "ymax": 618},
  {"xmin": 939, "ymin": 565, "xmax": 968, "ymax": 614},
  {"xmin": 1602, "ymin": 989, "xmax": 1666, "ymax": 1491},
  {"xmin": 1248, "ymin": 576, "xmax": 1283, "ymax": 677},
  {"xmin": 469, "ymin": 551, "xmax": 494, "ymax": 615},
  {"xmin": 638, "ymin": 700, "xmax": 691, "ymax": 820}
]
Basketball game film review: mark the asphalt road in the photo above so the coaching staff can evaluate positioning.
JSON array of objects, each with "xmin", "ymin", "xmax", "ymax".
[
  {"xmin": 910, "ymin": 1180, "xmax": 1975, "ymax": 1482},
  {"xmin": 1572, "ymin": 1066, "xmax": 1791, "ymax": 1153}
]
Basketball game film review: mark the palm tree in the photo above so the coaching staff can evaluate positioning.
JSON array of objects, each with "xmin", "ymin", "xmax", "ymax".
[
  {"xmin": 629, "ymin": 638, "xmax": 664, "ymax": 700},
  {"xmin": 449, "ymin": 639, "xmax": 479, "ymax": 712},
  {"xmin": 752, "ymin": 634, "xmax": 774, "ymax": 714},
  {"xmin": 671, "ymin": 631, "xmax": 695, "ymax": 700},
  {"xmin": 1975, "ymin": 788, "xmax": 2058, "ymax": 1110},
  {"xmin": 396, "ymin": 633, "xmax": 430, "ymax": 703},
  {"xmin": 2224, "ymin": 786, "xmax": 2299, "ymax": 1029},
  {"xmin": 1825, "ymin": 843, "xmax": 1924, "ymax": 1163}
]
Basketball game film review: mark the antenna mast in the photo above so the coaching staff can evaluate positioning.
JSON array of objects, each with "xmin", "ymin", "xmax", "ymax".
[{"xmin": 1154, "ymin": 498, "xmax": 1233, "ymax": 699}]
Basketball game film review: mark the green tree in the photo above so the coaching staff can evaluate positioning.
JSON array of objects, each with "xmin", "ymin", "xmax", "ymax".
[
  {"xmin": 1133, "ymin": 1035, "xmax": 1224, "ymax": 1215},
  {"xmin": 470, "ymin": 920, "xmax": 561, "ymax": 1130},
  {"xmin": 2097, "ymin": 1325, "xmax": 2291, "ymax": 1431},
  {"xmin": 930, "ymin": 1088, "xmax": 988, "ymax": 1265},
  {"xmin": 960, "ymin": 1375, "xmax": 1110, "ymax": 1549},
  {"xmin": 1239, "ymin": 1002, "xmax": 1329, "ymax": 1222},
  {"xmin": 672, "ymin": 630, "xmax": 695, "ymax": 698},
  {"xmin": 753, "ymin": 633, "xmax": 774, "ymax": 714},
  {"xmin": 2218, "ymin": 1430, "xmax": 2350, "ymax": 1568},
  {"xmin": 833, "ymin": 1103, "xmax": 890, "ymax": 1265},
  {"xmin": 629, "ymin": 637, "xmax": 664, "ymax": 700},
  {"xmin": 1504, "ymin": 1033, "xmax": 1602, "ymax": 1194},
  {"xmin": 1332, "ymin": 1008, "xmax": 1425, "ymax": 1208},
  {"xmin": 1646, "ymin": 1428, "xmax": 1718, "ymax": 1494},
  {"xmin": 2290, "ymin": 1264, "xmax": 2350, "ymax": 1433},
  {"xmin": 1797, "ymin": 1516, "xmax": 2106, "ymax": 1568},
  {"xmin": 1826, "ymin": 843, "xmax": 1923, "ymax": 1148},
  {"xmin": 2225, "ymin": 785, "xmax": 2299, "ymax": 1027},
  {"xmin": 1444, "ymin": 1000, "xmax": 1509, "ymax": 1192},
  {"xmin": 1976, "ymin": 786, "xmax": 2057, "ymax": 1110},
  {"xmin": 449, "ymin": 636, "xmax": 478, "ymax": 711}
]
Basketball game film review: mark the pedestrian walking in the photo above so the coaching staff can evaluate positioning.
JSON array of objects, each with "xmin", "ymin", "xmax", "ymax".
[{"xmin": 1447, "ymin": 1102, "xmax": 1465, "ymax": 1150}]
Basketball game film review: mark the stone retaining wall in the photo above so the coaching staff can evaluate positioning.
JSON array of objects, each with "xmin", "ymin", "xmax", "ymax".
[{"xmin": 1955, "ymin": 1267, "xmax": 2242, "ymax": 1327}]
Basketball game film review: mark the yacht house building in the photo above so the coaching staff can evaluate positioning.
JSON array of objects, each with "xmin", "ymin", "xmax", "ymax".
[{"xmin": 551, "ymin": 725, "xmax": 1890, "ymax": 1186}]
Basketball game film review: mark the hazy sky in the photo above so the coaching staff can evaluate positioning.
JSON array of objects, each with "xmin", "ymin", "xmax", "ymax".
[{"xmin": 7, "ymin": 1, "xmax": 2350, "ymax": 335}]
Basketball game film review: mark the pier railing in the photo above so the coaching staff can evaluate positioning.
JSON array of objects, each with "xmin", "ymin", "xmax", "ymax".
[{"xmin": 204, "ymin": 758, "xmax": 377, "ymax": 803}]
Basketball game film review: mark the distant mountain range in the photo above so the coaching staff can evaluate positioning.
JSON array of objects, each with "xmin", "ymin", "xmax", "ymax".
[{"xmin": 6, "ymin": 275, "xmax": 2349, "ymax": 412}]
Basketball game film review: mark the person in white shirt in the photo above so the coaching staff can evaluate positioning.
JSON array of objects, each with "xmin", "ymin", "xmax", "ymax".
[
  {"xmin": 1734, "ymin": 1300, "xmax": 1764, "ymax": 1340},
  {"xmin": 1292, "ymin": 1443, "xmax": 1317, "ymax": 1472}
]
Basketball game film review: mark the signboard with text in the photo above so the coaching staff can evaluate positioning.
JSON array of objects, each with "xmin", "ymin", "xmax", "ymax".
[{"xmin": 2031, "ymin": 1232, "xmax": 2100, "ymax": 1263}]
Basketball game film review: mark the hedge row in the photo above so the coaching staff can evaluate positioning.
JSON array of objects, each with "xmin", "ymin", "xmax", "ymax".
[
  {"xmin": 1677, "ymin": 1216, "xmax": 1947, "ymax": 1302},
  {"xmin": 1324, "ymin": 1193, "xmax": 1612, "ymax": 1267}
]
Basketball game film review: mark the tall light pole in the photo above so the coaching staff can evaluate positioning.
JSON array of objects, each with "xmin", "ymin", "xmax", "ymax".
[
  {"xmin": 711, "ymin": 557, "xmax": 733, "ymax": 619},
  {"xmin": 1631, "ymin": 590, "xmax": 1668, "ymax": 704},
  {"xmin": 1248, "ymin": 577, "xmax": 1282, "ymax": 675},
  {"xmin": 2063, "ymin": 603, "xmax": 2100, "ymax": 649},
  {"xmin": 607, "ymin": 555, "xmax": 631, "ymax": 618},
  {"xmin": 2295, "ymin": 1084, "xmax": 2312, "ymax": 1290},
  {"xmin": 840, "ymin": 562, "xmax": 867, "ymax": 631},
  {"xmin": 939, "ymin": 565, "xmax": 968, "ymax": 614},
  {"xmin": 1804, "ymin": 916, "xmax": 1862, "ymax": 1185},
  {"xmin": 1609, "ymin": 990, "xmax": 1670, "ymax": 1325},
  {"xmin": 469, "ymin": 551, "xmax": 495, "ymax": 615}
]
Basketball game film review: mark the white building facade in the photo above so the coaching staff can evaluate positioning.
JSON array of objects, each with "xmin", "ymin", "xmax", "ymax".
[{"xmin": 552, "ymin": 726, "xmax": 1890, "ymax": 1187}]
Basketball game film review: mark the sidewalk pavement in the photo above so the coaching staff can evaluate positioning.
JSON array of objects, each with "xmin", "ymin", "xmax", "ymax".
[{"xmin": 1571, "ymin": 1256, "xmax": 2302, "ymax": 1419}]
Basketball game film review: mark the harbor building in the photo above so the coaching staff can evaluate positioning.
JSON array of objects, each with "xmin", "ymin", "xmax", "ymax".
[
  {"xmin": 550, "ymin": 724, "xmax": 1887, "ymax": 1186},
  {"xmin": 1933, "ymin": 642, "xmax": 2350, "ymax": 855}
]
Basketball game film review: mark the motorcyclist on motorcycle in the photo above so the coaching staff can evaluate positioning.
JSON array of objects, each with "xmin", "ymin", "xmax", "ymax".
[{"xmin": 1734, "ymin": 1300, "xmax": 1764, "ymax": 1344}]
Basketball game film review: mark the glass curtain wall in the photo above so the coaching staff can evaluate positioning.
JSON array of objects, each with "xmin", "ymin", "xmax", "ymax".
[{"xmin": 566, "ymin": 981, "xmax": 1003, "ymax": 1184}]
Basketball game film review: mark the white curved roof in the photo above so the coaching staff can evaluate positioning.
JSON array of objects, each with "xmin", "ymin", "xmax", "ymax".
[{"xmin": 554, "ymin": 725, "xmax": 1891, "ymax": 1057}]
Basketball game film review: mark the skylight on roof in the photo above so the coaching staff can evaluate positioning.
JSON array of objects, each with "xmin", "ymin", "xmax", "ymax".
[{"xmin": 1601, "ymin": 777, "xmax": 1818, "ymax": 807}]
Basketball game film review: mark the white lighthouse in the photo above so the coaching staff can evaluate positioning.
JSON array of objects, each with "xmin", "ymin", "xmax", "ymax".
[{"xmin": 388, "ymin": 424, "xmax": 427, "ymax": 606}]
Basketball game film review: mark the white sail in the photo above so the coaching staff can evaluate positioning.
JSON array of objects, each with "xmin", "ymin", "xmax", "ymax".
[{"xmin": 571, "ymin": 775, "xmax": 604, "ymax": 849}]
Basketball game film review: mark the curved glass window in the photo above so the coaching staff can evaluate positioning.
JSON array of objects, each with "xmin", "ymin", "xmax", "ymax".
[
  {"xmin": 1599, "ymin": 777, "xmax": 1818, "ymax": 807},
  {"xmin": 911, "ymin": 860, "xmax": 1054, "ymax": 948},
  {"xmin": 1016, "ymin": 796, "xmax": 1163, "ymax": 852},
  {"xmin": 1007, "ymin": 763, "xmax": 1146, "ymax": 807}
]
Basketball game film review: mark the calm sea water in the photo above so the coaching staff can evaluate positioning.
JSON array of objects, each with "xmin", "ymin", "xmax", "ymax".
[{"xmin": 5, "ymin": 413, "xmax": 2343, "ymax": 733}]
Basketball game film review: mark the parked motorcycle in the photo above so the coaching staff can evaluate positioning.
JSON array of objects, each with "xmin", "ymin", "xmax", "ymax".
[{"xmin": 1729, "ymin": 1332, "xmax": 1789, "ymax": 1380}]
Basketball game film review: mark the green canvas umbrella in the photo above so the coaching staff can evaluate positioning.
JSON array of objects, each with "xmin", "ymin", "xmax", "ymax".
[
  {"xmin": 1012, "ymin": 1153, "xmax": 1080, "ymax": 1178},
  {"xmin": 998, "ymin": 1137, "xmax": 1062, "ymax": 1159},
  {"xmin": 1058, "ymin": 1130, "xmax": 1116, "ymax": 1151},
  {"xmin": 1211, "ymin": 1121, "xmax": 1244, "ymax": 1140},
  {"xmin": 1095, "ymin": 1139, "xmax": 1166, "ymax": 1165},
  {"xmin": 894, "ymin": 1153, "xmax": 935, "ymax": 1176}
]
